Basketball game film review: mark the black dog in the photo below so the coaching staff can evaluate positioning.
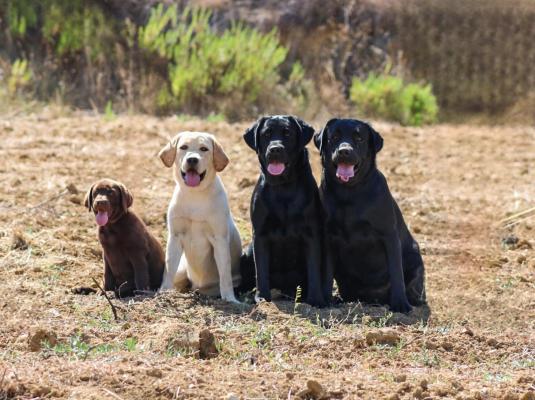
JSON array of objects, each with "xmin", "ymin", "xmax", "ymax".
[
  {"xmin": 240, "ymin": 115, "xmax": 327, "ymax": 307},
  {"xmin": 314, "ymin": 118, "xmax": 425, "ymax": 313}
]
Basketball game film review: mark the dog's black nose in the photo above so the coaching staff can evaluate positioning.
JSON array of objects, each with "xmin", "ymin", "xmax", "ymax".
[
  {"xmin": 338, "ymin": 146, "xmax": 353, "ymax": 157},
  {"xmin": 96, "ymin": 199, "xmax": 108, "ymax": 206},
  {"xmin": 187, "ymin": 157, "xmax": 199, "ymax": 165},
  {"xmin": 268, "ymin": 145, "xmax": 284, "ymax": 154}
]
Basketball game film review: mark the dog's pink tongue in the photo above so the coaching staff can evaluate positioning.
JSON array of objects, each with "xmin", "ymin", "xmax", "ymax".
[
  {"xmin": 267, "ymin": 162, "xmax": 285, "ymax": 176},
  {"xmin": 96, "ymin": 211, "xmax": 109, "ymax": 226},
  {"xmin": 336, "ymin": 163, "xmax": 355, "ymax": 183},
  {"xmin": 185, "ymin": 171, "xmax": 201, "ymax": 187}
]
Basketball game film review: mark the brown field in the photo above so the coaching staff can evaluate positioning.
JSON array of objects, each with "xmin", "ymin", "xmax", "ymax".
[{"xmin": 0, "ymin": 110, "xmax": 534, "ymax": 399}]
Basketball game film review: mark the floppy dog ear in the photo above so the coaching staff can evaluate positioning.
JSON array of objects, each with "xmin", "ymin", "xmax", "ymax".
[
  {"xmin": 368, "ymin": 124, "xmax": 384, "ymax": 153},
  {"xmin": 117, "ymin": 183, "xmax": 133, "ymax": 213},
  {"xmin": 83, "ymin": 184, "xmax": 95, "ymax": 211},
  {"xmin": 289, "ymin": 116, "xmax": 315, "ymax": 147},
  {"xmin": 211, "ymin": 135, "xmax": 229, "ymax": 172},
  {"xmin": 243, "ymin": 117, "xmax": 266, "ymax": 152},
  {"xmin": 314, "ymin": 118, "xmax": 339, "ymax": 155},
  {"xmin": 158, "ymin": 133, "xmax": 181, "ymax": 167}
]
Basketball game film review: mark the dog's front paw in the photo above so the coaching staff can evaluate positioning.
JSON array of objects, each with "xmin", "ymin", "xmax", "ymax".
[
  {"xmin": 254, "ymin": 291, "xmax": 271, "ymax": 303},
  {"xmin": 389, "ymin": 295, "xmax": 413, "ymax": 314},
  {"xmin": 222, "ymin": 293, "xmax": 241, "ymax": 304}
]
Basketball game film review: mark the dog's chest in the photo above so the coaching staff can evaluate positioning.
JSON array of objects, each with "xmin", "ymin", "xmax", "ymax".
[
  {"xmin": 327, "ymin": 203, "xmax": 382, "ymax": 246},
  {"xmin": 261, "ymin": 189, "xmax": 312, "ymax": 236}
]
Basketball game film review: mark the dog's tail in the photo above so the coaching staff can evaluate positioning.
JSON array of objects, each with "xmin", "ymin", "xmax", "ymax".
[{"xmin": 236, "ymin": 244, "xmax": 256, "ymax": 295}]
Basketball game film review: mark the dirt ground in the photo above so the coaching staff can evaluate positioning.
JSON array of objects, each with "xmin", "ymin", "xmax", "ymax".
[{"xmin": 0, "ymin": 109, "xmax": 534, "ymax": 400}]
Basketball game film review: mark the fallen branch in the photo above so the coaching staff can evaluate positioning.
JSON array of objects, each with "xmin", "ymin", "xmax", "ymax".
[{"xmin": 91, "ymin": 277, "xmax": 119, "ymax": 321}]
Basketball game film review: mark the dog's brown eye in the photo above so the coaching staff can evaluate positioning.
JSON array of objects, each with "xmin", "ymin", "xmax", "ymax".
[
  {"xmin": 200, "ymin": 146, "xmax": 209, "ymax": 152},
  {"xmin": 180, "ymin": 145, "xmax": 188, "ymax": 150}
]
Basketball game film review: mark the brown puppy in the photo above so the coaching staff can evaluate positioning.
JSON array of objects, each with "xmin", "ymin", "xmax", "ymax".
[{"xmin": 84, "ymin": 179, "xmax": 164, "ymax": 297}]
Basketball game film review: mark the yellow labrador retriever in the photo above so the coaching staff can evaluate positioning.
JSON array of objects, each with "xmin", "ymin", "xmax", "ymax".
[{"xmin": 158, "ymin": 131, "xmax": 241, "ymax": 303}]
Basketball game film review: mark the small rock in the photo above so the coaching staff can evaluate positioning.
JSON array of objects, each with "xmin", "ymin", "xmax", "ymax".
[
  {"xmin": 419, "ymin": 379, "xmax": 429, "ymax": 390},
  {"xmin": 365, "ymin": 329, "xmax": 401, "ymax": 346},
  {"xmin": 486, "ymin": 338, "xmax": 498, "ymax": 347},
  {"xmin": 225, "ymin": 393, "xmax": 239, "ymax": 400},
  {"xmin": 28, "ymin": 328, "xmax": 57, "ymax": 351},
  {"xmin": 394, "ymin": 374, "xmax": 407, "ymax": 383},
  {"xmin": 199, "ymin": 329, "xmax": 218, "ymax": 359},
  {"xmin": 385, "ymin": 394, "xmax": 399, "ymax": 400},
  {"xmin": 286, "ymin": 372, "xmax": 295, "ymax": 380},
  {"xmin": 502, "ymin": 235, "xmax": 519, "ymax": 248}
]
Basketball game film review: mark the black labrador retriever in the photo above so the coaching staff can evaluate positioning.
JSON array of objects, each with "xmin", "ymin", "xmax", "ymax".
[
  {"xmin": 240, "ymin": 115, "xmax": 327, "ymax": 307},
  {"xmin": 314, "ymin": 118, "xmax": 425, "ymax": 313}
]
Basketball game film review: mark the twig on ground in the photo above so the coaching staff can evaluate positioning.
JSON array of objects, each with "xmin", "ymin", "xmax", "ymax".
[
  {"xmin": 0, "ymin": 367, "xmax": 7, "ymax": 391},
  {"xmin": 92, "ymin": 277, "xmax": 119, "ymax": 321},
  {"xmin": 102, "ymin": 388, "xmax": 126, "ymax": 400},
  {"xmin": 500, "ymin": 206, "xmax": 535, "ymax": 227}
]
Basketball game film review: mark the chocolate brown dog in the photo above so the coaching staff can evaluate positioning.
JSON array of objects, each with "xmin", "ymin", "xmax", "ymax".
[{"xmin": 84, "ymin": 179, "xmax": 164, "ymax": 297}]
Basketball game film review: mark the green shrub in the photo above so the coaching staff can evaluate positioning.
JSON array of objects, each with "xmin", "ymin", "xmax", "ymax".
[
  {"xmin": 8, "ymin": 58, "xmax": 32, "ymax": 95},
  {"xmin": 350, "ymin": 74, "xmax": 438, "ymax": 126},
  {"xmin": 139, "ymin": 5, "xmax": 289, "ymax": 117}
]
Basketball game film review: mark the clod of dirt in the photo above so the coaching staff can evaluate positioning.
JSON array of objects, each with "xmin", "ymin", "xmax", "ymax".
[
  {"xmin": 69, "ymin": 194, "xmax": 82, "ymax": 205},
  {"xmin": 238, "ymin": 177, "xmax": 255, "ymax": 188},
  {"xmin": 249, "ymin": 301, "xmax": 279, "ymax": 321},
  {"xmin": 28, "ymin": 328, "xmax": 57, "ymax": 351},
  {"xmin": 394, "ymin": 374, "xmax": 407, "ymax": 383},
  {"xmin": 71, "ymin": 286, "xmax": 97, "ymax": 295},
  {"xmin": 419, "ymin": 379, "xmax": 429, "ymax": 390},
  {"xmin": 146, "ymin": 368, "xmax": 163, "ymax": 378},
  {"xmin": 365, "ymin": 329, "xmax": 401, "ymax": 346},
  {"xmin": 441, "ymin": 341, "xmax": 454, "ymax": 351},
  {"xmin": 199, "ymin": 329, "xmax": 218, "ymax": 359},
  {"xmin": 66, "ymin": 183, "xmax": 79, "ymax": 194},
  {"xmin": 11, "ymin": 229, "xmax": 28, "ymax": 250},
  {"xmin": 521, "ymin": 392, "xmax": 535, "ymax": 400},
  {"xmin": 296, "ymin": 380, "xmax": 328, "ymax": 399}
]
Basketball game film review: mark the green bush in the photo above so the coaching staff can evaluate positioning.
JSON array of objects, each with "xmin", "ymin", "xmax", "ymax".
[
  {"xmin": 139, "ymin": 5, "xmax": 289, "ymax": 117},
  {"xmin": 350, "ymin": 74, "xmax": 438, "ymax": 126}
]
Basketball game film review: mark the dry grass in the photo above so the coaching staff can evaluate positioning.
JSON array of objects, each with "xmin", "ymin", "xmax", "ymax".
[{"xmin": 0, "ymin": 111, "xmax": 534, "ymax": 399}]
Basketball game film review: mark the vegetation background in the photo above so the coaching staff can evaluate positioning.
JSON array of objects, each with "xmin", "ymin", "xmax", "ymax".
[{"xmin": 2, "ymin": 0, "xmax": 535, "ymax": 124}]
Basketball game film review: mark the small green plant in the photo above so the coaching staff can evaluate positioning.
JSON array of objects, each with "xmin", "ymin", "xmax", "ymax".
[
  {"xmin": 8, "ymin": 59, "xmax": 32, "ymax": 95},
  {"xmin": 350, "ymin": 74, "xmax": 438, "ymax": 126},
  {"xmin": 43, "ymin": 333, "xmax": 114, "ymax": 360},
  {"xmin": 104, "ymin": 100, "xmax": 116, "ymax": 120},
  {"xmin": 123, "ymin": 337, "xmax": 137, "ymax": 352}
]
